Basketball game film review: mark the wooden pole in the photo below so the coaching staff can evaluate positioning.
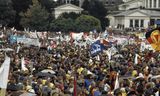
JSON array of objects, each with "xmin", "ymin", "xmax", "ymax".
[{"xmin": 0, "ymin": 88, "xmax": 6, "ymax": 96}]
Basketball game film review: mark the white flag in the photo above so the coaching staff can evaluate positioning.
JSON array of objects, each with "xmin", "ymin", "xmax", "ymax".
[
  {"xmin": 134, "ymin": 54, "xmax": 139, "ymax": 64},
  {"xmin": 140, "ymin": 42, "xmax": 145, "ymax": 52},
  {"xmin": 21, "ymin": 57, "xmax": 28, "ymax": 71},
  {"xmin": 96, "ymin": 55, "xmax": 100, "ymax": 61},
  {"xmin": 106, "ymin": 50, "xmax": 112, "ymax": 62},
  {"xmin": 114, "ymin": 72, "xmax": 119, "ymax": 90},
  {"xmin": 0, "ymin": 56, "xmax": 11, "ymax": 89},
  {"xmin": 16, "ymin": 45, "xmax": 20, "ymax": 53}
]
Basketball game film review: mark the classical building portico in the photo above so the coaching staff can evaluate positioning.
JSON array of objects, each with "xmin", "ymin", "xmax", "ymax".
[{"xmin": 145, "ymin": 0, "xmax": 160, "ymax": 9}]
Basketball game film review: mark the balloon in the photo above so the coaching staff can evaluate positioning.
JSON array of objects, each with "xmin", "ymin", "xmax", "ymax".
[{"xmin": 145, "ymin": 28, "xmax": 160, "ymax": 51}]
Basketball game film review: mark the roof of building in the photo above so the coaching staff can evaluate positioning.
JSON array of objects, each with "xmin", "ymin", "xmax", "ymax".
[
  {"xmin": 54, "ymin": 3, "xmax": 83, "ymax": 11},
  {"xmin": 119, "ymin": 0, "xmax": 143, "ymax": 6},
  {"xmin": 114, "ymin": 8, "xmax": 160, "ymax": 17}
]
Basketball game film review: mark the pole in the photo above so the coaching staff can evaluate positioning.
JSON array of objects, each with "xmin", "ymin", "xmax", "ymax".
[
  {"xmin": 73, "ymin": 75, "xmax": 77, "ymax": 96},
  {"xmin": 0, "ymin": 89, "xmax": 6, "ymax": 96}
]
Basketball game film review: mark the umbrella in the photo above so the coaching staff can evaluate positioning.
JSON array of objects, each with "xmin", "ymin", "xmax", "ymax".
[
  {"xmin": 113, "ymin": 54, "xmax": 123, "ymax": 58},
  {"xmin": 121, "ymin": 48, "xmax": 128, "ymax": 51},
  {"xmin": 20, "ymin": 92, "xmax": 37, "ymax": 96},
  {"xmin": 41, "ymin": 69, "xmax": 56, "ymax": 74},
  {"xmin": 35, "ymin": 72, "xmax": 55, "ymax": 77},
  {"xmin": 0, "ymin": 48, "xmax": 14, "ymax": 52},
  {"xmin": 7, "ymin": 84, "xmax": 20, "ymax": 91}
]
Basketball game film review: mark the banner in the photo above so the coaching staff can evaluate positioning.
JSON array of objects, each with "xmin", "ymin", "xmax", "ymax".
[
  {"xmin": 9, "ymin": 35, "xmax": 24, "ymax": 44},
  {"xmin": 70, "ymin": 32, "xmax": 84, "ymax": 40},
  {"xmin": 90, "ymin": 40, "xmax": 105, "ymax": 56},
  {"xmin": 0, "ymin": 56, "xmax": 11, "ymax": 89},
  {"xmin": 17, "ymin": 38, "xmax": 40, "ymax": 47}
]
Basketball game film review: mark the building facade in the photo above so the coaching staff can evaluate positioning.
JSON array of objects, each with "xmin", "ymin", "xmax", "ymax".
[
  {"xmin": 145, "ymin": 0, "xmax": 160, "ymax": 9},
  {"xmin": 54, "ymin": 3, "xmax": 83, "ymax": 19},
  {"xmin": 108, "ymin": 0, "xmax": 160, "ymax": 29},
  {"xmin": 119, "ymin": 0, "xmax": 145, "ymax": 10}
]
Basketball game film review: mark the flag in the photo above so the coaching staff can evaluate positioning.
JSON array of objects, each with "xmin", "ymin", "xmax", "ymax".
[
  {"xmin": 0, "ymin": 56, "xmax": 11, "ymax": 89},
  {"xmin": 16, "ymin": 45, "xmax": 20, "ymax": 53},
  {"xmin": 0, "ymin": 32, "xmax": 4, "ymax": 38},
  {"xmin": 70, "ymin": 32, "xmax": 84, "ymax": 40},
  {"xmin": 90, "ymin": 40, "xmax": 105, "ymax": 57},
  {"xmin": 96, "ymin": 55, "xmax": 100, "ymax": 61},
  {"xmin": 134, "ymin": 54, "xmax": 139, "ymax": 64},
  {"xmin": 103, "ymin": 30, "xmax": 108, "ymax": 38},
  {"xmin": 74, "ymin": 76, "xmax": 77, "ymax": 96},
  {"xmin": 140, "ymin": 42, "xmax": 145, "ymax": 52},
  {"xmin": 114, "ymin": 72, "xmax": 119, "ymax": 90},
  {"xmin": 21, "ymin": 57, "xmax": 28, "ymax": 71},
  {"xmin": 106, "ymin": 50, "xmax": 112, "ymax": 62}
]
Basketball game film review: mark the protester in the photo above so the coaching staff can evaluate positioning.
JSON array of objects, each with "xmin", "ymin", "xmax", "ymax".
[{"xmin": 0, "ymin": 28, "xmax": 159, "ymax": 96}]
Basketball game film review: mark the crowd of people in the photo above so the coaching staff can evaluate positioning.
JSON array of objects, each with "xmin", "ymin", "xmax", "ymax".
[{"xmin": 0, "ymin": 28, "xmax": 160, "ymax": 96}]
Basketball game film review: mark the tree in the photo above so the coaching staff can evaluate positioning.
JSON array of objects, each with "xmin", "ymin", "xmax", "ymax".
[
  {"xmin": 58, "ymin": 12, "xmax": 81, "ymax": 20},
  {"xmin": 39, "ymin": 0, "xmax": 57, "ymax": 12},
  {"xmin": 75, "ymin": 15, "xmax": 102, "ymax": 32},
  {"xmin": 12, "ymin": 0, "xmax": 32, "ymax": 29},
  {"xmin": 20, "ymin": 0, "xmax": 49, "ymax": 31},
  {"xmin": 50, "ymin": 17, "xmax": 75, "ymax": 32},
  {"xmin": 0, "ymin": 0, "xmax": 16, "ymax": 26},
  {"xmin": 82, "ymin": 0, "xmax": 109, "ymax": 30}
]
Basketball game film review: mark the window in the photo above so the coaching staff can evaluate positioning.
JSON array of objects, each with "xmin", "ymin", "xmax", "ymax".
[
  {"xmin": 135, "ymin": 19, "xmax": 139, "ymax": 27},
  {"xmin": 111, "ymin": 2, "xmax": 115, "ymax": 5},
  {"xmin": 140, "ymin": 20, "xmax": 144, "ymax": 27},
  {"xmin": 130, "ymin": 19, "xmax": 133, "ymax": 27},
  {"xmin": 106, "ymin": 1, "xmax": 109, "ymax": 5}
]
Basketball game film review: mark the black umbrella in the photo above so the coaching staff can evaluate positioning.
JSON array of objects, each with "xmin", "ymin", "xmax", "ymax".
[
  {"xmin": 35, "ymin": 72, "xmax": 55, "ymax": 77},
  {"xmin": 7, "ymin": 83, "xmax": 19, "ymax": 91}
]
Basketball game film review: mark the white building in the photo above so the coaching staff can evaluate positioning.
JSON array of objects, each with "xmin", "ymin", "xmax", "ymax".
[
  {"xmin": 54, "ymin": 3, "xmax": 83, "ymax": 19},
  {"xmin": 145, "ymin": 0, "xmax": 160, "ymax": 9},
  {"xmin": 119, "ymin": 0, "xmax": 145, "ymax": 10},
  {"xmin": 108, "ymin": 0, "xmax": 160, "ymax": 29},
  {"xmin": 114, "ymin": 9, "xmax": 160, "ymax": 28}
]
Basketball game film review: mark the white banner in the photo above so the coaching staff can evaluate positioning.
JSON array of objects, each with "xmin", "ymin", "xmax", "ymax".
[
  {"xmin": 0, "ymin": 56, "xmax": 11, "ymax": 89},
  {"xmin": 17, "ymin": 38, "xmax": 40, "ymax": 47}
]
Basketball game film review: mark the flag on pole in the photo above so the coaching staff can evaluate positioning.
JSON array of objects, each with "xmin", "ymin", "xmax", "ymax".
[
  {"xmin": 0, "ymin": 56, "xmax": 11, "ymax": 89},
  {"xmin": 134, "ymin": 54, "xmax": 139, "ymax": 64},
  {"xmin": 21, "ymin": 57, "xmax": 28, "ymax": 71},
  {"xmin": 140, "ymin": 42, "xmax": 145, "ymax": 52},
  {"xmin": 114, "ymin": 72, "xmax": 119, "ymax": 90},
  {"xmin": 16, "ymin": 45, "xmax": 20, "ymax": 53},
  {"xmin": 74, "ymin": 76, "xmax": 77, "ymax": 96},
  {"xmin": 90, "ymin": 40, "xmax": 105, "ymax": 57}
]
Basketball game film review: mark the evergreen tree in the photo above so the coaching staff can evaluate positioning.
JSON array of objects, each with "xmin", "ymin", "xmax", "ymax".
[
  {"xmin": 12, "ymin": 0, "xmax": 32, "ymax": 29},
  {"xmin": 0, "ymin": 0, "xmax": 16, "ymax": 26},
  {"xmin": 82, "ymin": 0, "xmax": 109, "ymax": 30},
  {"xmin": 75, "ymin": 15, "xmax": 102, "ymax": 32},
  {"xmin": 20, "ymin": 0, "xmax": 49, "ymax": 31}
]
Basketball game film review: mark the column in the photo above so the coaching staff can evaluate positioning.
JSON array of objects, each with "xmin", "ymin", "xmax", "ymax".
[
  {"xmin": 145, "ymin": 0, "xmax": 147, "ymax": 8},
  {"xmin": 152, "ymin": 0, "xmax": 154, "ymax": 8},
  {"xmin": 133, "ymin": 20, "xmax": 135, "ymax": 28},
  {"xmin": 139, "ymin": 20, "xmax": 141, "ymax": 28},
  {"xmin": 148, "ymin": 0, "xmax": 150, "ymax": 8}
]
